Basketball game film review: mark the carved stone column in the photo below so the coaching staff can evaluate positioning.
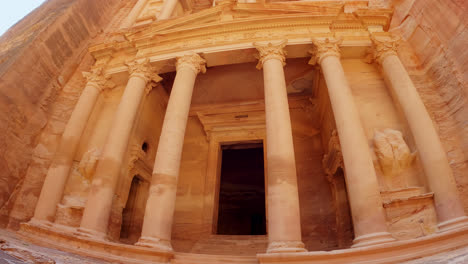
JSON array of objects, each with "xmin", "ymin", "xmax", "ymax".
[
  {"xmin": 120, "ymin": 0, "xmax": 149, "ymax": 29},
  {"xmin": 78, "ymin": 59, "xmax": 161, "ymax": 239},
  {"xmin": 254, "ymin": 41, "xmax": 306, "ymax": 253},
  {"xmin": 158, "ymin": 0, "xmax": 178, "ymax": 20},
  {"xmin": 310, "ymin": 38, "xmax": 395, "ymax": 247},
  {"xmin": 31, "ymin": 68, "xmax": 112, "ymax": 225},
  {"xmin": 371, "ymin": 37, "xmax": 468, "ymax": 232},
  {"xmin": 136, "ymin": 54, "xmax": 206, "ymax": 251}
]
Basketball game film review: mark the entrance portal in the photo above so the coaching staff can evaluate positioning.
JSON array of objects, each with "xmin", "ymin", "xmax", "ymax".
[{"xmin": 217, "ymin": 143, "xmax": 266, "ymax": 235}]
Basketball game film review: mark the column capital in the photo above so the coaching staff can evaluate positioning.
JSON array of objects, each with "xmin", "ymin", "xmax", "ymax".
[
  {"xmin": 145, "ymin": 82, "xmax": 158, "ymax": 96},
  {"xmin": 368, "ymin": 36, "xmax": 399, "ymax": 65},
  {"xmin": 82, "ymin": 67, "xmax": 115, "ymax": 92},
  {"xmin": 126, "ymin": 58, "xmax": 162, "ymax": 83},
  {"xmin": 254, "ymin": 40, "xmax": 287, "ymax": 70},
  {"xmin": 176, "ymin": 53, "xmax": 207, "ymax": 74},
  {"xmin": 308, "ymin": 38, "xmax": 342, "ymax": 66}
]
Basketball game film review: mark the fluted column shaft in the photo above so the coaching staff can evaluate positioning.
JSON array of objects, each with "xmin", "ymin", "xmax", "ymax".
[
  {"xmin": 255, "ymin": 42, "xmax": 306, "ymax": 253},
  {"xmin": 158, "ymin": 0, "xmax": 178, "ymax": 20},
  {"xmin": 310, "ymin": 38, "xmax": 395, "ymax": 247},
  {"xmin": 78, "ymin": 60, "xmax": 160, "ymax": 238},
  {"xmin": 120, "ymin": 0, "xmax": 149, "ymax": 29},
  {"xmin": 372, "ymin": 38, "xmax": 468, "ymax": 231},
  {"xmin": 32, "ymin": 69, "xmax": 110, "ymax": 224},
  {"xmin": 136, "ymin": 54, "xmax": 206, "ymax": 251}
]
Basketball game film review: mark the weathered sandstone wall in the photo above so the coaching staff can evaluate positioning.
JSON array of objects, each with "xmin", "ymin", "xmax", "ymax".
[
  {"xmin": 0, "ymin": 0, "xmax": 132, "ymax": 227},
  {"xmin": 390, "ymin": 0, "xmax": 468, "ymax": 212},
  {"xmin": 169, "ymin": 108, "xmax": 337, "ymax": 254}
]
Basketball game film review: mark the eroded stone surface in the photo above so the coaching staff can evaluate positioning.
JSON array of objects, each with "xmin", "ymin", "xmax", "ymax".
[
  {"xmin": 0, "ymin": 0, "xmax": 466, "ymax": 262},
  {"xmin": 0, "ymin": 229, "xmax": 108, "ymax": 264}
]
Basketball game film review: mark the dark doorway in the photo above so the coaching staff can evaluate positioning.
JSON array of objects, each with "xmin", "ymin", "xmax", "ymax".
[
  {"xmin": 120, "ymin": 176, "xmax": 141, "ymax": 242},
  {"xmin": 217, "ymin": 142, "xmax": 266, "ymax": 235}
]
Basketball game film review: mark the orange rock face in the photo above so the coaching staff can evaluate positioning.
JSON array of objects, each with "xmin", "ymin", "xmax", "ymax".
[
  {"xmin": 0, "ymin": 0, "xmax": 467, "ymax": 263},
  {"xmin": 0, "ymin": 0, "xmax": 133, "ymax": 228}
]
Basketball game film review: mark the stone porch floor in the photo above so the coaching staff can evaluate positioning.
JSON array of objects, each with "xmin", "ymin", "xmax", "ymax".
[
  {"xmin": 0, "ymin": 229, "xmax": 108, "ymax": 264},
  {"xmin": 1, "ymin": 228, "xmax": 468, "ymax": 264}
]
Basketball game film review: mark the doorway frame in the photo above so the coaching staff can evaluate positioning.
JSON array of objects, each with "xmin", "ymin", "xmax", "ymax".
[
  {"xmin": 215, "ymin": 140, "xmax": 267, "ymax": 235},
  {"xmin": 201, "ymin": 129, "xmax": 268, "ymax": 237}
]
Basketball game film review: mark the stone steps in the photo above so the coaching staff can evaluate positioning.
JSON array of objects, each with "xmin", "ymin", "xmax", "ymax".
[
  {"xmin": 171, "ymin": 252, "xmax": 259, "ymax": 264},
  {"xmin": 189, "ymin": 236, "xmax": 268, "ymax": 255}
]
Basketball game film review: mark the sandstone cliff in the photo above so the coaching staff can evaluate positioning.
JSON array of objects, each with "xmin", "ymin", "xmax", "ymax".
[
  {"xmin": 389, "ymin": 0, "xmax": 468, "ymax": 213},
  {"xmin": 0, "ymin": 0, "xmax": 128, "ymax": 227}
]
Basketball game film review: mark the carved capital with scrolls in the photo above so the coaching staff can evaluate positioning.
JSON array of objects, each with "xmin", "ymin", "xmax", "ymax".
[
  {"xmin": 176, "ymin": 53, "xmax": 207, "ymax": 74},
  {"xmin": 126, "ymin": 58, "xmax": 162, "ymax": 84},
  {"xmin": 82, "ymin": 67, "xmax": 115, "ymax": 92},
  {"xmin": 254, "ymin": 40, "xmax": 287, "ymax": 70},
  {"xmin": 368, "ymin": 36, "xmax": 399, "ymax": 65},
  {"xmin": 309, "ymin": 38, "xmax": 342, "ymax": 66}
]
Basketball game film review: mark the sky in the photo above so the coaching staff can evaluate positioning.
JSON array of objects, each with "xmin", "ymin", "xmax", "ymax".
[{"xmin": 0, "ymin": 0, "xmax": 47, "ymax": 36}]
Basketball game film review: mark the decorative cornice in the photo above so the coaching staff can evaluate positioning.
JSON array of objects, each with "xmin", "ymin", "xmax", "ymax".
[
  {"xmin": 254, "ymin": 40, "xmax": 287, "ymax": 70},
  {"xmin": 308, "ymin": 38, "xmax": 342, "ymax": 66},
  {"xmin": 176, "ymin": 53, "xmax": 207, "ymax": 74},
  {"xmin": 89, "ymin": 3, "xmax": 393, "ymax": 62},
  {"xmin": 82, "ymin": 67, "xmax": 115, "ymax": 92},
  {"xmin": 126, "ymin": 58, "xmax": 162, "ymax": 83},
  {"xmin": 368, "ymin": 35, "xmax": 399, "ymax": 65}
]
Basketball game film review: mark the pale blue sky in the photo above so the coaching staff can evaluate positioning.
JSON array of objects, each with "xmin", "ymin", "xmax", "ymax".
[{"xmin": 0, "ymin": 0, "xmax": 47, "ymax": 36}]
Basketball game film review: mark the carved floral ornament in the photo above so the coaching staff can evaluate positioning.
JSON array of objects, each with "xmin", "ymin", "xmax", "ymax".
[
  {"xmin": 308, "ymin": 38, "xmax": 342, "ymax": 66},
  {"xmin": 253, "ymin": 40, "xmax": 288, "ymax": 70},
  {"xmin": 176, "ymin": 53, "xmax": 207, "ymax": 74},
  {"xmin": 82, "ymin": 67, "xmax": 115, "ymax": 92},
  {"xmin": 367, "ymin": 35, "xmax": 400, "ymax": 65},
  {"xmin": 126, "ymin": 58, "xmax": 162, "ymax": 83}
]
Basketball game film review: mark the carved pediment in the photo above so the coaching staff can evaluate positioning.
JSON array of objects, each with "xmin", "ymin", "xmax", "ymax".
[
  {"xmin": 89, "ymin": 1, "xmax": 393, "ymax": 71},
  {"xmin": 124, "ymin": 1, "xmax": 391, "ymax": 41}
]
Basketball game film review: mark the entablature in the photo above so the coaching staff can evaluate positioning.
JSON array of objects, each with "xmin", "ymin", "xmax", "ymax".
[{"xmin": 90, "ymin": 1, "xmax": 393, "ymax": 81}]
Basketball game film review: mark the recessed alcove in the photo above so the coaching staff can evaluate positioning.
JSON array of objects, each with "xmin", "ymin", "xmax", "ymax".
[
  {"xmin": 141, "ymin": 141, "xmax": 149, "ymax": 153},
  {"xmin": 159, "ymin": 58, "xmax": 314, "ymax": 105},
  {"xmin": 120, "ymin": 175, "xmax": 147, "ymax": 244}
]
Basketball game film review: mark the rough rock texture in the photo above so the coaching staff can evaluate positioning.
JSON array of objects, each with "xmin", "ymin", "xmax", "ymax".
[
  {"xmin": 0, "ymin": 0, "xmax": 467, "ymax": 261},
  {"xmin": 0, "ymin": 0, "xmax": 131, "ymax": 228},
  {"xmin": 390, "ymin": 0, "xmax": 468, "ymax": 212},
  {"xmin": 0, "ymin": 229, "xmax": 109, "ymax": 264}
]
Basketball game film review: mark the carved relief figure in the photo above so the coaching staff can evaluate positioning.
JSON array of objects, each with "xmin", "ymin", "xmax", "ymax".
[{"xmin": 373, "ymin": 129, "xmax": 416, "ymax": 190}]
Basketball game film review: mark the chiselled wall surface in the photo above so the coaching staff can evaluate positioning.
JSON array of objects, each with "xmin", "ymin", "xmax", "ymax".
[
  {"xmin": 166, "ymin": 60, "xmax": 339, "ymax": 254},
  {"xmin": 389, "ymin": 0, "xmax": 468, "ymax": 212},
  {"xmin": 0, "ymin": 0, "xmax": 133, "ymax": 228},
  {"xmin": 0, "ymin": 0, "xmax": 467, "ymax": 262},
  {"xmin": 169, "ymin": 109, "xmax": 336, "ymax": 254}
]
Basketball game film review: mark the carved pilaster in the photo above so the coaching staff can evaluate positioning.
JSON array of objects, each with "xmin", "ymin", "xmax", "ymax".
[
  {"xmin": 368, "ymin": 36, "xmax": 399, "ymax": 65},
  {"xmin": 254, "ymin": 40, "xmax": 287, "ymax": 70},
  {"xmin": 126, "ymin": 58, "xmax": 162, "ymax": 84},
  {"xmin": 308, "ymin": 38, "xmax": 342, "ymax": 66},
  {"xmin": 176, "ymin": 53, "xmax": 207, "ymax": 74},
  {"xmin": 82, "ymin": 67, "xmax": 115, "ymax": 92}
]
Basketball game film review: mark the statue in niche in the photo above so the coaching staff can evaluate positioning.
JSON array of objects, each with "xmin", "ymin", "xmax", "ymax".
[{"xmin": 373, "ymin": 129, "xmax": 417, "ymax": 190}]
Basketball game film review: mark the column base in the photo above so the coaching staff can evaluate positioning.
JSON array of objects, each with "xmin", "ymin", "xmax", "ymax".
[
  {"xmin": 352, "ymin": 232, "xmax": 396, "ymax": 248},
  {"xmin": 267, "ymin": 241, "xmax": 307, "ymax": 253},
  {"xmin": 437, "ymin": 216, "xmax": 468, "ymax": 233},
  {"xmin": 135, "ymin": 236, "xmax": 173, "ymax": 252},
  {"xmin": 74, "ymin": 227, "xmax": 107, "ymax": 241},
  {"xmin": 28, "ymin": 218, "xmax": 54, "ymax": 228}
]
